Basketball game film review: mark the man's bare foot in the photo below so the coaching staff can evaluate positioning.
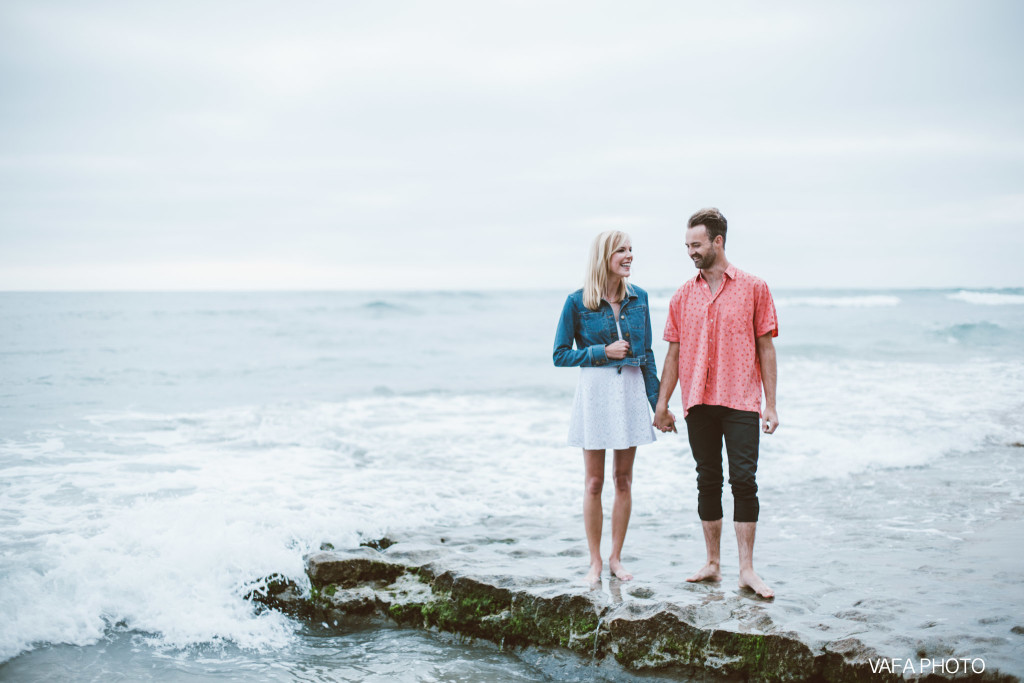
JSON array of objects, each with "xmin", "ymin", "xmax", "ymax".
[
  {"xmin": 738, "ymin": 568, "xmax": 774, "ymax": 598},
  {"xmin": 609, "ymin": 558, "xmax": 633, "ymax": 581},
  {"xmin": 685, "ymin": 562, "xmax": 722, "ymax": 583},
  {"xmin": 583, "ymin": 561, "xmax": 602, "ymax": 585}
]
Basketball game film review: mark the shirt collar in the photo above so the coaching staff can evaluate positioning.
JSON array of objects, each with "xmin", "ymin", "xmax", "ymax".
[{"xmin": 695, "ymin": 264, "xmax": 737, "ymax": 284}]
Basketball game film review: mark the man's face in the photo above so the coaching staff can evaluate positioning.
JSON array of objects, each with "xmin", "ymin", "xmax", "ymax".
[{"xmin": 685, "ymin": 225, "xmax": 718, "ymax": 270}]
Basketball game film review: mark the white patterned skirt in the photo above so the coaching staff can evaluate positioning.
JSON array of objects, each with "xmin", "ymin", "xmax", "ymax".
[{"xmin": 567, "ymin": 366, "xmax": 656, "ymax": 450}]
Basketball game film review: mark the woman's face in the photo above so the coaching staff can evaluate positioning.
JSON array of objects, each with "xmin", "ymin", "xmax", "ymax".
[{"xmin": 608, "ymin": 240, "xmax": 633, "ymax": 279}]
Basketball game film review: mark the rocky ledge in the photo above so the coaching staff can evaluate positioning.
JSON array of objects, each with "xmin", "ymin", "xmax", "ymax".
[{"xmin": 248, "ymin": 547, "xmax": 1019, "ymax": 682}]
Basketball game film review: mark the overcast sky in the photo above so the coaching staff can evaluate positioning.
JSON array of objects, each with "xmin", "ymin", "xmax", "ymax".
[{"xmin": 1, "ymin": 1, "xmax": 1022, "ymax": 291}]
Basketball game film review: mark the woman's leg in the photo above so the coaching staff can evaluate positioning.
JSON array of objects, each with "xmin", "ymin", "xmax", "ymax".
[
  {"xmin": 609, "ymin": 446, "xmax": 636, "ymax": 581},
  {"xmin": 583, "ymin": 449, "xmax": 606, "ymax": 584}
]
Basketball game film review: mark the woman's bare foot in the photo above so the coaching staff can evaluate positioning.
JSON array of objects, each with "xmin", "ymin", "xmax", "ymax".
[
  {"xmin": 609, "ymin": 558, "xmax": 633, "ymax": 581},
  {"xmin": 685, "ymin": 561, "xmax": 722, "ymax": 583},
  {"xmin": 583, "ymin": 560, "xmax": 602, "ymax": 585},
  {"xmin": 738, "ymin": 568, "xmax": 774, "ymax": 598}
]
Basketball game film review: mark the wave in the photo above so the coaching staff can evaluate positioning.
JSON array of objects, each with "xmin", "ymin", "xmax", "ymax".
[
  {"xmin": 361, "ymin": 300, "xmax": 416, "ymax": 315},
  {"xmin": 935, "ymin": 321, "xmax": 1012, "ymax": 346},
  {"xmin": 760, "ymin": 358, "xmax": 1024, "ymax": 483},
  {"xmin": 947, "ymin": 290, "xmax": 1024, "ymax": 306},
  {"xmin": 0, "ymin": 395, "xmax": 579, "ymax": 663},
  {"xmin": 775, "ymin": 295, "xmax": 900, "ymax": 308}
]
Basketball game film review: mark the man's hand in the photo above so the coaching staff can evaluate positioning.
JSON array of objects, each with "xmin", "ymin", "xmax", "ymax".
[
  {"xmin": 762, "ymin": 407, "xmax": 779, "ymax": 434},
  {"xmin": 654, "ymin": 405, "xmax": 677, "ymax": 433},
  {"xmin": 605, "ymin": 340, "xmax": 630, "ymax": 360}
]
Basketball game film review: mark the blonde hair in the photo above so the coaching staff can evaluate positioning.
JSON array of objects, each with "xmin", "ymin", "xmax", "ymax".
[{"xmin": 583, "ymin": 230, "xmax": 631, "ymax": 311}]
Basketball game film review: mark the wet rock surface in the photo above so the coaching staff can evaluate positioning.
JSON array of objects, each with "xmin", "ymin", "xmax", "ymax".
[{"xmin": 253, "ymin": 546, "xmax": 1018, "ymax": 682}]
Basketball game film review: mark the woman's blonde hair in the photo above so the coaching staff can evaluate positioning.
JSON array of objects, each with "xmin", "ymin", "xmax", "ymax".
[{"xmin": 583, "ymin": 230, "xmax": 631, "ymax": 311}]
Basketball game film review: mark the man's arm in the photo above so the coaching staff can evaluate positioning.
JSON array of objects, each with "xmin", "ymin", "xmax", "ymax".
[
  {"xmin": 756, "ymin": 333, "xmax": 778, "ymax": 434},
  {"xmin": 653, "ymin": 342, "xmax": 679, "ymax": 432}
]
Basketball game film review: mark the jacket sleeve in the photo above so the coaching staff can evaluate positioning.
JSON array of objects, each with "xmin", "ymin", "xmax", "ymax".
[
  {"xmin": 640, "ymin": 297, "xmax": 661, "ymax": 409},
  {"xmin": 553, "ymin": 295, "xmax": 608, "ymax": 367}
]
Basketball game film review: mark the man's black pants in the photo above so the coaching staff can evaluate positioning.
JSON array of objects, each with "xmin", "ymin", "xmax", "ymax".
[{"xmin": 684, "ymin": 404, "xmax": 760, "ymax": 523}]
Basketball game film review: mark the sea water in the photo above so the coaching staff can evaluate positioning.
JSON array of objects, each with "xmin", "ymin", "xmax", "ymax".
[{"xmin": 1, "ymin": 288, "xmax": 1022, "ymax": 680}]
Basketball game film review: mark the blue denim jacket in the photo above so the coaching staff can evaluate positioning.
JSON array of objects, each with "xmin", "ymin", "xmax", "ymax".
[{"xmin": 553, "ymin": 285, "xmax": 660, "ymax": 410}]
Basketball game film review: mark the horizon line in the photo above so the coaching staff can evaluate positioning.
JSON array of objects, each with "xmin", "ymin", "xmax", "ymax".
[{"xmin": 1, "ymin": 285, "xmax": 1022, "ymax": 295}]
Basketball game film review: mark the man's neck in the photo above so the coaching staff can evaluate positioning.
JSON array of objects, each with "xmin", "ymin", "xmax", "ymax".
[{"xmin": 700, "ymin": 258, "xmax": 730, "ymax": 293}]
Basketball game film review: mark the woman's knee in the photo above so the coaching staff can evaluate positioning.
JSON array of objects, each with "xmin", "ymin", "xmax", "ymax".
[
  {"xmin": 613, "ymin": 471, "xmax": 632, "ymax": 493},
  {"xmin": 585, "ymin": 476, "xmax": 604, "ymax": 496}
]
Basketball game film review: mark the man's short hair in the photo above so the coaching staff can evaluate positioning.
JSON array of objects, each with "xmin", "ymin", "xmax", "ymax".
[{"xmin": 688, "ymin": 207, "xmax": 727, "ymax": 246}]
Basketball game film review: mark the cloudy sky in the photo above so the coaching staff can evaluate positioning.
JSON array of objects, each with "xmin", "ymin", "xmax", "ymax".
[{"xmin": 1, "ymin": 1, "xmax": 1022, "ymax": 291}]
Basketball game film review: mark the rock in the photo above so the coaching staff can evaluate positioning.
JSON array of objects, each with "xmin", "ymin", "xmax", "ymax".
[
  {"xmin": 243, "ymin": 573, "xmax": 301, "ymax": 612},
  {"xmin": 820, "ymin": 638, "xmax": 897, "ymax": 683},
  {"xmin": 306, "ymin": 548, "xmax": 406, "ymax": 588},
  {"xmin": 375, "ymin": 573, "xmax": 435, "ymax": 625},
  {"xmin": 322, "ymin": 585, "xmax": 377, "ymax": 616},
  {"xmin": 250, "ymin": 550, "xmax": 1021, "ymax": 682},
  {"xmin": 506, "ymin": 589, "xmax": 605, "ymax": 654},
  {"xmin": 360, "ymin": 536, "xmax": 396, "ymax": 551},
  {"xmin": 606, "ymin": 602, "xmax": 817, "ymax": 680}
]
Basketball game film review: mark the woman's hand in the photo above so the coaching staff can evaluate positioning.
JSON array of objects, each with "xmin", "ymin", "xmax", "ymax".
[
  {"xmin": 605, "ymin": 340, "xmax": 630, "ymax": 360},
  {"xmin": 653, "ymin": 406, "xmax": 677, "ymax": 433}
]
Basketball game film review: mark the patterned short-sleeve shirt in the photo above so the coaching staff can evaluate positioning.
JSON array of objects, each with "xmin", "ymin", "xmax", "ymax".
[{"xmin": 663, "ymin": 265, "xmax": 778, "ymax": 417}]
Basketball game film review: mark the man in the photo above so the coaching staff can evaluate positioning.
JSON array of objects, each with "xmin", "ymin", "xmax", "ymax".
[{"xmin": 653, "ymin": 207, "xmax": 779, "ymax": 599}]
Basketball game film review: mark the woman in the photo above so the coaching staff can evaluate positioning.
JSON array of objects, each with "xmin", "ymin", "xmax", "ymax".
[{"xmin": 553, "ymin": 230, "xmax": 662, "ymax": 584}]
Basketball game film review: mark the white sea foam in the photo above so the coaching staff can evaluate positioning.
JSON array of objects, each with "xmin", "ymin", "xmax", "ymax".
[
  {"xmin": 775, "ymin": 295, "xmax": 901, "ymax": 308},
  {"xmin": 947, "ymin": 290, "xmax": 1024, "ymax": 305},
  {"xmin": 758, "ymin": 358, "xmax": 1024, "ymax": 485},
  {"xmin": 0, "ymin": 396, "xmax": 583, "ymax": 663}
]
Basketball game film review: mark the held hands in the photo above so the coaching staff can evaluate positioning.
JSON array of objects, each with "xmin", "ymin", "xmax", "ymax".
[
  {"xmin": 604, "ymin": 340, "xmax": 630, "ymax": 360},
  {"xmin": 762, "ymin": 407, "xmax": 779, "ymax": 434},
  {"xmin": 653, "ymin": 406, "xmax": 677, "ymax": 433}
]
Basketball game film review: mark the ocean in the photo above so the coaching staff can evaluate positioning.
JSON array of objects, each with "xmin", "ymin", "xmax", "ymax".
[{"xmin": 1, "ymin": 288, "xmax": 1023, "ymax": 680}]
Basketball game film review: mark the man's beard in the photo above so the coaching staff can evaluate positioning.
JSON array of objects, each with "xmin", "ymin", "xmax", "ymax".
[{"xmin": 693, "ymin": 250, "xmax": 716, "ymax": 269}]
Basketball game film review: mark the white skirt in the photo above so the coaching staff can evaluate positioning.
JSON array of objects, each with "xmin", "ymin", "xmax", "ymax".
[{"xmin": 567, "ymin": 366, "xmax": 656, "ymax": 449}]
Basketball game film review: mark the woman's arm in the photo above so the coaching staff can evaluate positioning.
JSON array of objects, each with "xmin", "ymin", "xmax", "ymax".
[
  {"xmin": 553, "ymin": 295, "xmax": 609, "ymax": 367},
  {"xmin": 640, "ymin": 301, "xmax": 661, "ymax": 409}
]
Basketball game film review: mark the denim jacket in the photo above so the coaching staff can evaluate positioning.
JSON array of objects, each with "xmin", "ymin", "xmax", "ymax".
[{"xmin": 553, "ymin": 285, "xmax": 660, "ymax": 410}]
